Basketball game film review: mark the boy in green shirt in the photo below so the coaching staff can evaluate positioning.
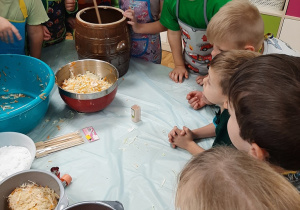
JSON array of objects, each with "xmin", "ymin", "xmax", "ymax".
[
  {"xmin": 160, "ymin": 0, "xmax": 231, "ymax": 83},
  {"xmin": 168, "ymin": 50, "xmax": 260, "ymax": 155}
]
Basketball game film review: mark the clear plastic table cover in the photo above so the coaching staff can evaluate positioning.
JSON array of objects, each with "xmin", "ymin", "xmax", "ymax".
[{"xmin": 28, "ymin": 40, "xmax": 217, "ymax": 210}]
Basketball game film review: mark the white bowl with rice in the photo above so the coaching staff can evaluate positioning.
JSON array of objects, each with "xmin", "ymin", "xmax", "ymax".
[{"xmin": 0, "ymin": 132, "xmax": 36, "ymax": 182}]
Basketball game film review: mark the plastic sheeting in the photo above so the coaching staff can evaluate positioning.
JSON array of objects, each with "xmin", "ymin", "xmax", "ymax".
[{"xmin": 28, "ymin": 40, "xmax": 217, "ymax": 210}]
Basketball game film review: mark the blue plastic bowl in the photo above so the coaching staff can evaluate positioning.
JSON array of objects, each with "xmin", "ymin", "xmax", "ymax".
[{"xmin": 0, "ymin": 54, "xmax": 55, "ymax": 134}]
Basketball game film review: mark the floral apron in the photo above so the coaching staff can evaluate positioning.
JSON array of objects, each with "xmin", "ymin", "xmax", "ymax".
[
  {"xmin": 176, "ymin": 0, "xmax": 212, "ymax": 74},
  {"xmin": 42, "ymin": 0, "xmax": 67, "ymax": 47},
  {"xmin": 0, "ymin": 0, "xmax": 27, "ymax": 55},
  {"xmin": 120, "ymin": 0, "xmax": 162, "ymax": 64}
]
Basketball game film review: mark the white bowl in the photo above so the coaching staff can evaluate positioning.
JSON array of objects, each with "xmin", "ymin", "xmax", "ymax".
[{"xmin": 0, "ymin": 132, "xmax": 36, "ymax": 180}]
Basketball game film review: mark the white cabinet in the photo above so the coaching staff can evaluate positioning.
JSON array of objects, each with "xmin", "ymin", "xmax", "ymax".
[{"xmin": 280, "ymin": 18, "xmax": 300, "ymax": 52}]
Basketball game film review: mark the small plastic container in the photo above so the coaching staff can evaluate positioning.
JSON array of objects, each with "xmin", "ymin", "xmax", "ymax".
[{"xmin": 131, "ymin": 105, "xmax": 141, "ymax": 123}]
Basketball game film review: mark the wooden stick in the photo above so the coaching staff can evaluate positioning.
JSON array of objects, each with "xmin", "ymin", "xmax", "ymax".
[
  {"xmin": 93, "ymin": 0, "xmax": 102, "ymax": 24},
  {"xmin": 36, "ymin": 140, "xmax": 84, "ymax": 158},
  {"xmin": 35, "ymin": 132, "xmax": 82, "ymax": 147},
  {"xmin": 36, "ymin": 137, "xmax": 84, "ymax": 150}
]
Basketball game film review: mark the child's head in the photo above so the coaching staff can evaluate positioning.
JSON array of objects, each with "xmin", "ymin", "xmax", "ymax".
[
  {"xmin": 227, "ymin": 54, "xmax": 300, "ymax": 171},
  {"xmin": 207, "ymin": 0, "xmax": 264, "ymax": 57},
  {"xmin": 202, "ymin": 50, "xmax": 260, "ymax": 107},
  {"xmin": 176, "ymin": 147, "xmax": 300, "ymax": 210}
]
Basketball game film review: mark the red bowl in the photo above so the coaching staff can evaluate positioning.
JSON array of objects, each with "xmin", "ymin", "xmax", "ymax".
[{"xmin": 55, "ymin": 59, "xmax": 119, "ymax": 112}]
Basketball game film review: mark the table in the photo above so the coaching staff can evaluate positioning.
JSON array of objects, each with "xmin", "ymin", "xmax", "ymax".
[{"xmin": 28, "ymin": 40, "xmax": 216, "ymax": 210}]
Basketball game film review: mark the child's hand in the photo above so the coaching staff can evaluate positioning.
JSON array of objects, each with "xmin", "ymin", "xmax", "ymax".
[
  {"xmin": 168, "ymin": 126, "xmax": 186, "ymax": 148},
  {"xmin": 169, "ymin": 65, "xmax": 189, "ymax": 83},
  {"xmin": 186, "ymin": 91, "xmax": 212, "ymax": 110},
  {"xmin": 65, "ymin": 0, "xmax": 76, "ymax": 12},
  {"xmin": 67, "ymin": 17, "xmax": 76, "ymax": 29},
  {"xmin": 0, "ymin": 16, "xmax": 22, "ymax": 43},
  {"xmin": 123, "ymin": 9, "xmax": 141, "ymax": 33},
  {"xmin": 196, "ymin": 74, "xmax": 208, "ymax": 85},
  {"xmin": 172, "ymin": 126, "xmax": 194, "ymax": 150},
  {"xmin": 42, "ymin": 26, "xmax": 51, "ymax": 41}
]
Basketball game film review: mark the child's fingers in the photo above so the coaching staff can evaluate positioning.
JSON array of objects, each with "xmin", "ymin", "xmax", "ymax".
[
  {"xmin": 7, "ymin": 30, "xmax": 14, "ymax": 43},
  {"xmin": 185, "ymin": 71, "xmax": 189, "ymax": 79},
  {"xmin": 178, "ymin": 74, "xmax": 183, "ymax": 83},
  {"xmin": 127, "ymin": 21, "xmax": 135, "ymax": 26},
  {"xmin": 11, "ymin": 26, "xmax": 22, "ymax": 41},
  {"xmin": 169, "ymin": 72, "xmax": 178, "ymax": 83},
  {"xmin": 3, "ymin": 31, "xmax": 9, "ymax": 43}
]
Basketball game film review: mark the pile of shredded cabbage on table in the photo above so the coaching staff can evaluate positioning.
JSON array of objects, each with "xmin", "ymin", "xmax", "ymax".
[
  {"xmin": 62, "ymin": 71, "xmax": 112, "ymax": 94},
  {"xmin": 8, "ymin": 182, "xmax": 59, "ymax": 210}
]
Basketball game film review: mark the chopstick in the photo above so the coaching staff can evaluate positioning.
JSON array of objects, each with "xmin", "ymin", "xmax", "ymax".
[
  {"xmin": 35, "ymin": 131, "xmax": 85, "ymax": 158},
  {"xmin": 35, "ymin": 131, "xmax": 81, "ymax": 148}
]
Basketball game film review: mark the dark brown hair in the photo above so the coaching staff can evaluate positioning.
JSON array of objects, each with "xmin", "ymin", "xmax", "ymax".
[
  {"xmin": 228, "ymin": 54, "xmax": 300, "ymax": 170},
  {"xmin": 210, "ymin": 50, "xmax": 260, "ymax": 95}
]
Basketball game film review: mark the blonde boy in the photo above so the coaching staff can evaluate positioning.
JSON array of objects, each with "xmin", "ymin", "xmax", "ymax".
[
  {"xmin": 187, "ymin": 0, "xmax": 299, "ymax": 109},
  {"xmin": 168, "ymin": 50, "xmax": 260, "ymax": 155},
  {"xmin": 176, "ymin": 147, "xmax": 300, "ymax": 210},
  {"xmin": 207, "ymin": 0, "xmax": 299, "ymax": 57}
]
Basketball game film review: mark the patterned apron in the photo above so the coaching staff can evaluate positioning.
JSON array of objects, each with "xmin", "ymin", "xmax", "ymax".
[
  {"xmin": 176, "ymin": 0, "xmax": 212, "ymax": 75},
  {"xmin": 0, "ymin": 0, "xmax": 27, "ymax": 55},
  {"xmin": 42, "ymin": 0, "xmax": 67, "ymax": 47},
  {"xmin": 120, "ymin": 0, "xmax": 162, "ymax": 64}
]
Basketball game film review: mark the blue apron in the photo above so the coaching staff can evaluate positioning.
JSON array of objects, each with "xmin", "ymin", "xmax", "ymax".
[{"xmin": 0, "ymin": 0, "xmax": 28, "ymax": 55}]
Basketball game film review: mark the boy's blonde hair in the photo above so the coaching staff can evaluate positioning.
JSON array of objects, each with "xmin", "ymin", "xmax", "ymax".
[
  {"xmin": 176, "ymin": 147, "xmax": 300, "ymax": 210},
  {"xmin": 210, "ymin": 50, "xmax": 260, "ymax": 95},
  {"xmin": 207, "ymin": 0, "xmax": 264, "ymax": 51}
]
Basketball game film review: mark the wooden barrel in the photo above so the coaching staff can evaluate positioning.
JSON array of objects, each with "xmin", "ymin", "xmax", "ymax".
[{"xmin": 75, "ymin": 6, "xmax": 130, "ymax": 77}]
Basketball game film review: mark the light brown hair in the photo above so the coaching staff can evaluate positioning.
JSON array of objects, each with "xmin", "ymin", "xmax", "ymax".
[
  {"xmin": 210, "ymin": 50, "xmax": 260, "ymax": 95},
  {"xmin": 176, "ymin": 147, "xmax": 300, "ymax": 210},
  {"xmin": 228, "ymin": 54, "xmax": 300, "ymax": 170},
  {"xmin": 207, "ymin": 0, "xmax": 264, "ymax": 51}
]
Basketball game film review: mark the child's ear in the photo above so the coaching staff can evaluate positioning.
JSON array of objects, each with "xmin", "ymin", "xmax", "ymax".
[
  {"xmin": 223, "ymin": 99, "xmax": 228, "ymax": 109},
  {"xmin": 244, "ymin": 45, "xmax": 255, "ymax": 52},
  {"xmin": 249, "ymin": 143, "xmax": 269, "ymax": 160}
]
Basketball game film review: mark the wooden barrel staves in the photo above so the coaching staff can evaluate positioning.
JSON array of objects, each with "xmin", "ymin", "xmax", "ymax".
[{"xmin": 75, "ymin": 6, "xmax": 131, "ymax": 77}]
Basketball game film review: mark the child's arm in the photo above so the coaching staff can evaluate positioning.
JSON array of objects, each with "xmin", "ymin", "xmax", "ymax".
[
  {"xmin": 0, "ymin": 17, "xmax": 22, "ymax": 43},
  {"xmin": 27, "ymin": 24, "xmax": 44, "ymax": 59},
  {"xmin": 168, "ymin": 29, "xmax": 188, "ymax": 83},
  {"xmin": 123, "ymin": 8, "xmax": 167, "ymax": 34}
]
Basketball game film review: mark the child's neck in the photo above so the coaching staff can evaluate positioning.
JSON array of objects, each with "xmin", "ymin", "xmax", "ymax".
[{"xmin": 218, "ymin": 105, "xmax": 225, "ymax": 113}]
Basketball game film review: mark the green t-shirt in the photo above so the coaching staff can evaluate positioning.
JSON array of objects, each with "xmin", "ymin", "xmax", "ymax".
[
  {"xmin": 212, "ymin": 109, "xmax": 233, "ymax": 147},
  {"xmin": 0, "ymin": 0, "xmax": 49, "ymax": 25},
  {"xmin": 160, "ymin": 0, "xmax": 231, "ymax": 31}
]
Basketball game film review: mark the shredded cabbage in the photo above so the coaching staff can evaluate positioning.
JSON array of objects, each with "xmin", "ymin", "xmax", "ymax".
[
  {"xmin": 8, "ymin": 182, "xmax": 59, "ymax": 210},
  {"xmin": 62, "ymin": 71, "xmax": 112, "ymax": 94}
]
